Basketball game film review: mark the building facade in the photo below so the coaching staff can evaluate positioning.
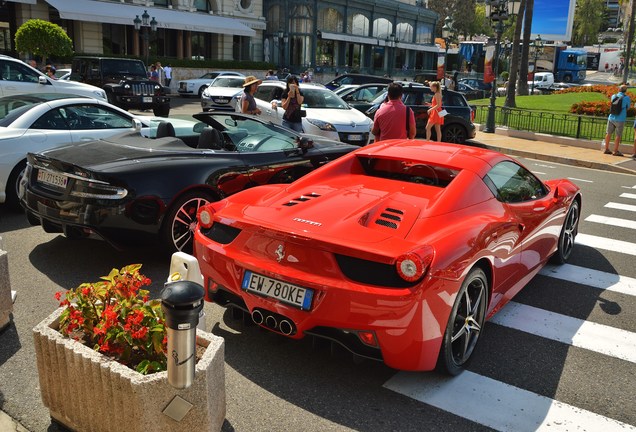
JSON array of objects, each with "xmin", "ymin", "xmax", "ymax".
[{"xmin": 1, "ymin": 0, "xmax": 439, "ymax": 76}]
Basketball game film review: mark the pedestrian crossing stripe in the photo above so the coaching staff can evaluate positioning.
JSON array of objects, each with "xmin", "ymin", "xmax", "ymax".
[
  {"xmin": 605, "ymin": 202, "xmax": 636, "ymax": 212},
  {"xmin": 539, "ymin": 264, "xmax": 636, "ymax": 296},
  {"xmin": 585, "ymin": 214, "xmax": 636, "ymax": 230},
  {"xmin": 490, "ymin": 302, "xmax": 636, "ymax": 363},
  {"xmin": 620, "ymin": 192, "xmax": 636, "ymax": 199},
  {"xmin": 384, "ymin": 370, "xmax": 636, "ymax": 432},
  {"xmin": 576, "ymin": 233, "xmax": 636, "ymax": 256}
]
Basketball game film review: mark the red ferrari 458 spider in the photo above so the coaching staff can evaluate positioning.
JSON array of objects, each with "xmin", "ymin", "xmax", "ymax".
[{"xmin": 193, "ymin": 140, "xmax": 581, "ymax": 374}]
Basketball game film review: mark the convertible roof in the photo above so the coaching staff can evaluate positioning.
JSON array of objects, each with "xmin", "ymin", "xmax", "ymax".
[{"xmin": 356, "ymin": 140, "xmax": 508, "ymax": 178}]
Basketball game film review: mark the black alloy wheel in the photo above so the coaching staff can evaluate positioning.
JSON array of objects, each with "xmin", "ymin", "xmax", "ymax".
[
  {"xmin": 437, "ymin": 267, "xmax": 488, "ymax": 376},
  {"xmin": 550, "ymin": 200, "xmax": 579, "ymax": 264},
  {"xmin": 161, "ymin": 191, "xmax": 215, "ymax": 253},
  {"xmin": 442, "ymin": 124, "xmax": 468, "ymax": 143}
]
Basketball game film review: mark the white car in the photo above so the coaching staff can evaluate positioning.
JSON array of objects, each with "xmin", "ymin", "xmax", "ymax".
[
  {"xmin": 0, "ymin": 55, "xmax": 106, "ymax": 100},
  {"xmin": 246, "ymin": 81, "xmax": 373, "ymax": 146},
  {"xmin": 200, "ymin": 76, "xmax": 246, "ymax": 112},
  {"xmin": 0, "ymin": 93, "xmax": 197, "ymax": 208},
  {"xmin": 178, "ymin": 71, "xmax": 245, "ymax": 98}
]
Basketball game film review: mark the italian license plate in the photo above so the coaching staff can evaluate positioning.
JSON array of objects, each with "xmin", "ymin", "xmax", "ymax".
[
  {"xmin": 348, "ymin": 134, "xmax": 363, "ymax": 141},
  {"xmin": 214, "ymin": 98, "xmax": 229, "ymax": 104},
  {"xmin": 241, "ymin": 270, "xmax": 314, "ymax": 310},
  {"xmin": 143, "ymin": 97, "xmax": 153, "ymax": 103},
  {"xmin": 37, "ymin": 170, "xmax": 67, "ymax": 189}
]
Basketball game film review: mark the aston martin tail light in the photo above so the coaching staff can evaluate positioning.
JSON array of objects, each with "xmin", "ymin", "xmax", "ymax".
[
  {"xmin": 396, "ymin": 246, "xmax": 434, "ymax": 282},
  {"xmin": 357, "ymin": 331, "xmax": 378, "ymax": 347},
  {"xmin": 197, "ymin": 205, "xmax": 215, "ymax": 229}
]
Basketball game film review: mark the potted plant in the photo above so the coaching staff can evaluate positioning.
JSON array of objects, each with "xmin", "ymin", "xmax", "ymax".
[{"xmin": 33, "ymin": 264, "xmax": 226, "ymax": 432}]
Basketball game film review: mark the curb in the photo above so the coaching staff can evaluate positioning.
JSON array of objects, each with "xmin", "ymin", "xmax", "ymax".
[{"xmin": 0, "ymin": 410, "xmax": 29, "ymax": 432}]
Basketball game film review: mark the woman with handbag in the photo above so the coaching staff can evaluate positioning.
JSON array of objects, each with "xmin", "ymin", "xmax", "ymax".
[
  {"xmin": 281, "ymin": 76, "xmax": 305, "ymax": 132},
  {"xmin": 425, "ymin": 81, "xmax": 445, "ymax": 142}
]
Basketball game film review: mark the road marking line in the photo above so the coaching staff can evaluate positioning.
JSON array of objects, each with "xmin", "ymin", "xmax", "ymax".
[
  {"xmin": 585, "ymin": 214, "xmax": 636, "ymax": 230},
  {"xmin": 540, "ymin": 264, "xmax": 635, "ymax": 296},
  {"xmin": 576, "ymin": 233, "xmax": 636, "ymax": 255},
  {"xmin": 384, "ymin": 371, "xmax": 636, "ymax": 432},
  {"xmin": 605, "ymin": 202, "xmax": 636, "ymax": 212},
  {"xmin": 567, "ymin": 177, "xmax": 593, "ymax": 183},
  {"xmin": 620, "ymin": 192, "xmax": 636, "ymax": 199},
  {"xmin": 490, "ymin": 302, "xmax": 636, "ymax": 363}
]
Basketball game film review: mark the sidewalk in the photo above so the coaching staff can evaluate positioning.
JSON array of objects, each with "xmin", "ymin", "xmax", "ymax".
[{"xmin": 472, "ymin": 126, "xmax": 636, "ymax": 176}]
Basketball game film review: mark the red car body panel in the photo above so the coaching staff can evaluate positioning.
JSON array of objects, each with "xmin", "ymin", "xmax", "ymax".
[{"xmin": 193, "ymin": 140, "xmax": 581, "ymax": 371}]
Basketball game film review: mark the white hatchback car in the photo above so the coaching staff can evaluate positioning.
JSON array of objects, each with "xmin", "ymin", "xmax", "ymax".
[
  {"xmin": 177, "ymin": 71, "xmax": 245, "ymax": 98},
  {"xmin": 0, "ymin": 55, "xmax": 106, "ymax": 100},
  {"xmin": 200, "ymin": 76, "xmax": 246, "ymax": 112},
  {"xmin": 246, "ymin": 81, "xmax": 373, "ymax": 146}
]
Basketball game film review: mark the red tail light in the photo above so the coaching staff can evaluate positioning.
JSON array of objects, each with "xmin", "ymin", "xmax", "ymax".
[
  {"xmin": 197, "ymin": 205, "xmax": 215, "ymax": 229},
  {"xmin": 396, "ymin": 246, "xmax": 434, "ymax": 282},
  {"xmin": 358, "ymin": 331, "xmax": 378, "ymax": 347}
]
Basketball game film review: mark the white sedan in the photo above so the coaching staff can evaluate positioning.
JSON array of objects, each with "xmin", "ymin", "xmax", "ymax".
[
  {"xmin": 0, "ymin": 93, "xmax": 197, "ymax": 208},
  {"xmin": 246, "ymin": 81, "xmax": 373, "ymax": 146},
  {"xmin": 200, "ymin": 76, "xmax": 246, "ymax": 112},
  {"xmin": 177, "ymin": 71, "xmax": 245, "ymax": 98}
]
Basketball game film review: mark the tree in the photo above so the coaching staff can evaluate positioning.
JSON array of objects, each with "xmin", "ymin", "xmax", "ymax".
[
  {"xmin": 14, "ymin": 19, "xmax": 73, "ymax": 65},
  {"xmin": 469, "ymin": 4, "xmax": 494, "ymax": 39},
  {"xmin": 516, "ymin": 0, "xmax": 534, "ymax": 96},
  {"xmin": 428, "ymin": 0, "xmax": 478, "ymax": 40},
  {"xmin": 505, "ymin": 0, "xmax": 527, "ymax": 108},
  {"xmin": 571, "ymin": 0, "xmax": 606, "ymax": 47}
]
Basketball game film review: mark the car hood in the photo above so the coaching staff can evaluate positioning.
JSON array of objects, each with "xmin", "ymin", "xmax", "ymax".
[
  {"xmin": 203, "ymin": 88, "xmax": 242, "ymax": 97},
  {"xmin": 239, "ymin": 184, "xmax": 424, "ymax": 244},
  {"xmin": 54, "ymin": 79, "xmax": 106, "ymax": 95},
  {"xmin": 305, "ymin": 107, "xmax": 372, "ymax": 128}
]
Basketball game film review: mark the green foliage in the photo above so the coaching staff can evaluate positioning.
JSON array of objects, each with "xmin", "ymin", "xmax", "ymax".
[
  {"xmin": 571, "ymin": 0, "xmax": 606, "ymax": 46},
  {"xmin": 15, "ymin": 19, "xmax": 73, "ymax": 62}
]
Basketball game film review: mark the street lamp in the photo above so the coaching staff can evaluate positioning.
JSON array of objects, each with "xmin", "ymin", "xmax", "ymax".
[
  {"xmin": 133, "ymin": 10, "xmax": 157, "ymax": 66},
  {"xmin": 441, "ymin": 16, "xmax": 455, "ymax": 82},
  {"xmin": 483, "ymin": 0, "xmax": 521, "ymax": 133},
  {"xmin": 598, "ymin": 35, "xmax": 603, "ymax": 54},
  {"xmin": 531, "ymin": 34, "xmax": 543, "ymax": 95}
]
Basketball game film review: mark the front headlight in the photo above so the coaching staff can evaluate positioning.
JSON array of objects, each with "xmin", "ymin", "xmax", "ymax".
[
  {"xmin": 124, "ymin": 84, "xmax": 131, "ymax": 89},
  {"xmin": 306, "ymin": 118, "xmax": 337, "ymax": 131}
]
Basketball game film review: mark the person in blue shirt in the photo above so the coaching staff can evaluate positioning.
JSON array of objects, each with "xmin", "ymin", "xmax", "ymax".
[{"xmin": 604, "ymin": 84, "xmax": 631, "ymax": 156}]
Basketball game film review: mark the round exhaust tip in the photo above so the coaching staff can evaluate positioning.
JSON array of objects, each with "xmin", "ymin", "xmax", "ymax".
[
  {"xmin": 279, "ymin": 320, "xmax": 294, "ymax": 335},
  {"xmin": 251, "ymin": 309, "xmax": 264, "ymax": 325},
  {"xmin": 265, "ymin": 315, "xmax": 278, "ymax": 329}
]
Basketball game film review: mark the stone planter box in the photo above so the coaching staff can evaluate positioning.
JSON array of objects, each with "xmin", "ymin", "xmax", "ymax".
[{"xmin": 33, "ymin": 308, "xmax": 225, "ymax": 432}]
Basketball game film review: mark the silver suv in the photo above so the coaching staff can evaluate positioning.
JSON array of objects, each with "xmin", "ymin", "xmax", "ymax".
[{"xmin": 0, "ymin": 55, "xmax": 106, "ymax": 100}]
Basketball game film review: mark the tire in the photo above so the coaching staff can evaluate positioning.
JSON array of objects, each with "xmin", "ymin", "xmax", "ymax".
[
  {"xmin": 153, "ymin": 103, "xmax": 170, "ymax": 117},
  {"xmin": 563, "ymin": 75, "xmax": 572, "ymax": 83},
  {"xmin": 161, "ymin": 191, "xmax": 215, "ymax": 254},
  {"xmin": 5, "ymin": 160, "xmax": 26, "ymax": 211},
  {"xmin": 550, "ymin": 199, "xmax": 579, "ymax": 264},
  {"xmin": 437, "ymin": 267, "xmax": 488, "ymax": 376},
  {"xmin": 442, "ymin": 124, "xmax": 468, "ymax": 143}
]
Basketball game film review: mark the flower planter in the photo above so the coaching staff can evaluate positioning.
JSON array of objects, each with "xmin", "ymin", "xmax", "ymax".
[{"xmin": 33, "ymin": 307, "xmax": 226, "ymax": 432}]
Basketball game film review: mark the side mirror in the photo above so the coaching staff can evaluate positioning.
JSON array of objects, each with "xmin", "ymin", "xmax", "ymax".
[
  {"xmin": 297, "ymin": 137, "xmax": 314, "ymax": 153},
  {"xmin": 38, "ymin": 76, "xmax": 48, "ymax": 85},
  {"xmin": 133, "ymin": 118, "xmax": 143, "ymax": 132}
]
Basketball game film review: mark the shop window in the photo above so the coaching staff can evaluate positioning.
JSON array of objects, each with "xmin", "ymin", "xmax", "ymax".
[
  {"xmin": 318, "ymin": 7, "xmax": 343, "ymax": 33},
  {"xmin": 373, "ymin": 18, "xmax": 392, "ymax": 40},
  {"xmin": 348, "ymin": 13, "xmax": 369, "ymax": 36}
]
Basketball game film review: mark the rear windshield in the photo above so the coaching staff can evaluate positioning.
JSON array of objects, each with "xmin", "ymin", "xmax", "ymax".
[{"xmin": 358, "ymin": 156, "xmax": 460, "ymax": 187}]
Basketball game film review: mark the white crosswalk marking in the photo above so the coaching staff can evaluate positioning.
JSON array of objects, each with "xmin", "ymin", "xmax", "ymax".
[
  {"xmin": 384, "ymin": 371, "xmax": 636, "ymax": 432},
  {"xmin": 576, "ymin": 233, "xmax": 636, "ymax": 255},
  {"xmin": 585, "ymin": 214, "xmax": 636, "ymax": 230},
  {"xmin": 620, "ymin": 192, "xmax": 636, "ymax": 199},
  {"xmin": 539, "ymin": 264, "xmax": 636, "ymax": 296},
  {"xmin": 605, "ymin": 202, "xmax": 636, "ymax": 212},
  {"xmin": 490, "ymin": 302, "xmax": 636, "ymax": 363}
]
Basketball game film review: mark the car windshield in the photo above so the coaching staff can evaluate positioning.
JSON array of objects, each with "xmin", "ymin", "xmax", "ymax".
[
  {"xmin": 200, "ymin": 72, "xmax": 220, "ymax": 80},
  {"xmin": 371, "ymin": 91, "xmax": 388, "ymax": 105},
  {"xmin": 0, "ymin": 94, "xmax": 82, "ymax": 126},
  {"xmin": 210, "ymin": 77, "xmax": 244, "ymax": 88},
  {"xmin": 209, "ymin": 113, "xmax": 300, "ymax": 152},
  {"xmin": 301, "ymin": 88, "xmax": 349, "ymax": 109},
  {"xmin": 101, "ymin": 59, "xmax": 147, "ymax": 77}
]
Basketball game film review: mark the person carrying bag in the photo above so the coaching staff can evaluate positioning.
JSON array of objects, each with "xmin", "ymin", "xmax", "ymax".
[{"xmin": 282, "ymin": 76, "xmax": 305, "ymax": 132}]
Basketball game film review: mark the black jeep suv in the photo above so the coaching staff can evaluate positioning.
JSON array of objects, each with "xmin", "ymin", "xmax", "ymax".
[
  {"xmin": 70, "ymin": 57, "xmax": 170, "ymax": 116},
  {"xmin": 366, "ymin": 84, "xmax": 476, "ymax": 143}
]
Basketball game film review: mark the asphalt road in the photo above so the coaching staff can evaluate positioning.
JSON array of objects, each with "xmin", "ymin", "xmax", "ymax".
[{"xmin": 1, "ymin": 97, "xmax": 635, "ymax": 432}]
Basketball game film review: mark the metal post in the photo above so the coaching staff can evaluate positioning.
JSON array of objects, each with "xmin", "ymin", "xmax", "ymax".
[{"xmin": 484, "ymin": 27, "xmax": 502, "ymax": 133}]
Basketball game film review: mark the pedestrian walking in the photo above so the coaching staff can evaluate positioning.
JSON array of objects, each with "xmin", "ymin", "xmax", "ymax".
[
  {"xmin": 149, "ymin": 65, "xmax": 159, "ymax": 81},
  {"xmin": 241, "ymin": 75, "xmax": 262, "ymax": 115},
  {"xmin": 163, "ymin": 63, "xmax": 172, "ymax": 87},
  {"xmin": 425, "ymin": 81, "xmax": 444, "ymax": 141},
  {"xmin": 281, "ymin": 75, "xmax": 304, "ymax": 132},
  {"xmin": 603, "ymin": 84, "xmax": 631, "ymax": 156},
  {"xmin": 371, "ymin": 82, "xmax": 416, "ymax": 142}
]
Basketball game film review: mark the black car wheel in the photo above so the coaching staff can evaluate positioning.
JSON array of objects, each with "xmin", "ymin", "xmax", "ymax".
[
  {"xmin": 442, "ymin": 124, "xmax": 468, "ymax": 143},
  {"xmin": 437, "ymin": 267, "xmax": 488, "ymax": 376},
  {"xmin": 161, "ymin": 191, "xmax": 215, "ymax": 253},
  {"xmin": 6, "ymin": 160, "xmax": 26, "ymax": 210},
  {"xmin": 550, "ymin": 199, "xmax": 579, "ymax": 264}
]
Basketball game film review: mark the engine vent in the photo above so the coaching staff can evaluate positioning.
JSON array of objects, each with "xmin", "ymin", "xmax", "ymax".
[
  {"xmin": 282, "ymin": 192, "xmax": 321, "ymax": 207},
  {"xmin": 374, "ymin": 207, "xmax": 403, "ymax": 229}
]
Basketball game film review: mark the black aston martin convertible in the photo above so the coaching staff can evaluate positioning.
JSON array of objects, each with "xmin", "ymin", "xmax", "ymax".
[{"xmin": 20, "ymin": 112, "xmax": 357, "ymax": 253}]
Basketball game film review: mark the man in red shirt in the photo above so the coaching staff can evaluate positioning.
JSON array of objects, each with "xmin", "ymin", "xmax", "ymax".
[{"xmin": 371, "ymin": 83, "xmax": 416, "ymax": 142}]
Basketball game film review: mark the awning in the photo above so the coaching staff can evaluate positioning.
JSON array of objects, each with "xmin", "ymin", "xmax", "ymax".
[
  {"xmin": 44, "ymin": 0, "xmax": 255, "ymax": 37},
  {"xmin": 6, "ymin": 0, "xmax": 37, "ymax": 4},
  {"xmin": 321, "ymin": 31, "xmax": 438, "ymax": 53}
]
